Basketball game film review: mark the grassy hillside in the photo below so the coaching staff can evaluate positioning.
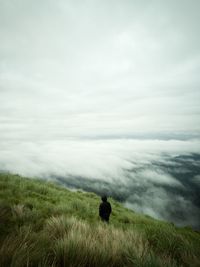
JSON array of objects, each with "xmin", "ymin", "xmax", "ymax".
[{"xmin": 0, "ymin": 173, "xmax": 200, "ymax": 267}]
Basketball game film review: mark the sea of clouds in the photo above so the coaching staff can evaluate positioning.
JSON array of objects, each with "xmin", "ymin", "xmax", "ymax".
[{"xmin": 1, "ymin": 138, "xmax": 200, "ymax": 229}]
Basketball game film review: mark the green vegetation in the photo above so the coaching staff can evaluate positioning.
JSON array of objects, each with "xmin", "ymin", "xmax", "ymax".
[{"xmin": 0, "ymin": 173, "xmax": 200, "ymax": 267}]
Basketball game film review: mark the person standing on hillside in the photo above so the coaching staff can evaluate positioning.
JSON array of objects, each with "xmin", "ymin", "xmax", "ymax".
[{"xmin": 99, "ymin": 196, "xmax": 112, "ymax": 223}]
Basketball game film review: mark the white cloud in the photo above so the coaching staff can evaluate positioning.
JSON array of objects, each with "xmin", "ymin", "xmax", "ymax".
[
  {"xmin": 137, "ymin": 169, "xmax": 182, "ymax": 187},
  {"xmin": 0, "ymin": 139, "xmax": 199, "ymax": 179}
]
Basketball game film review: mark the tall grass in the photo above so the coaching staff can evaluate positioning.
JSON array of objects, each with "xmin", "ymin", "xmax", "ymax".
[
  {"xmin": 0, "ymin": 173, "xmax": 200, "ymax": 267},
  {"xmin": 46, "ymin": 215, "xmax": 170, "ymax": 267}
]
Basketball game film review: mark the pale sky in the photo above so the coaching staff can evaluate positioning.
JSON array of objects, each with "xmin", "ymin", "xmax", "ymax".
[{"xmin": 0, "ymin": 0, "xmax": 200, "ymax": 140}]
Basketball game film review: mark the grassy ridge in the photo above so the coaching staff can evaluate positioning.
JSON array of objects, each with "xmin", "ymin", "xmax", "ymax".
[{"xmin": 0, "ymin": 173, "xmax": 200, "ymax": 267}]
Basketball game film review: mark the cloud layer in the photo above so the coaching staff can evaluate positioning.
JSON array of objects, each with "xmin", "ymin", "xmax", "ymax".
[{"xmin": 0, "ymin": 139, "xmax": 200, "ymax": 228}]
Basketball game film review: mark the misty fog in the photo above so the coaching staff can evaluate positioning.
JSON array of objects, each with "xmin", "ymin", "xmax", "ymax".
[{"xmin": 1, "ymin": 138, "xmax": 200, "ymax": 229}]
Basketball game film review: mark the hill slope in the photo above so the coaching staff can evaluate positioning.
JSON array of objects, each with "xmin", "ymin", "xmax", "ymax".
[{"xmin": 0, "ymin": 173, "xmax": 200, "ymax": 267}]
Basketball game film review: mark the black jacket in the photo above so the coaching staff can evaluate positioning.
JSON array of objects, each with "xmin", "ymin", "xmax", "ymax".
[{"xmin": 99, "ymin": 201, "xmax": 112, "ymax": 220}]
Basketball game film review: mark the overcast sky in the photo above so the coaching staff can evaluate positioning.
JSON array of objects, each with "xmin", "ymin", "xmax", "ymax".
[{"xmin": 0, "ymin": 0, "xmax": 200, "ymax": 140}]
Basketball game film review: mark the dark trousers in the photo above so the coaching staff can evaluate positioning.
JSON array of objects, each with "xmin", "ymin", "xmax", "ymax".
[{"xmin": 100, "ymin": 216, "xmax": 109, "ymax": 223}]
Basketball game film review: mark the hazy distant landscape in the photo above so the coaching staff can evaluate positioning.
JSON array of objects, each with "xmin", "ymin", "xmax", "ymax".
[
  {"xmin": 55, "ymin": 152, "xmax": 200, "ymax": 229},
  {"xmin": 1, "ymin": 138, "xmax": 200, "ymax": 229}
]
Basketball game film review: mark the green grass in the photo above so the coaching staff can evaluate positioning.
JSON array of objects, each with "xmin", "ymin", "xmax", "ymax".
[{"xmin": 0, "ymin": 173, "xmax": 200, "ymax": 267}]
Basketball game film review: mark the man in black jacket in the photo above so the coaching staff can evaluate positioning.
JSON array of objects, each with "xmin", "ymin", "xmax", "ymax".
[{"xmin": 99, "ymin": 196, "xmax": 112, "ymax": 223}]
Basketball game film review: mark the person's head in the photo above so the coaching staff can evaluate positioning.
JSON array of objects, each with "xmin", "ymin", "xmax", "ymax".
[{"xmin": 101, "ymin": 196, "xmax": 107, "ymax": 202}]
